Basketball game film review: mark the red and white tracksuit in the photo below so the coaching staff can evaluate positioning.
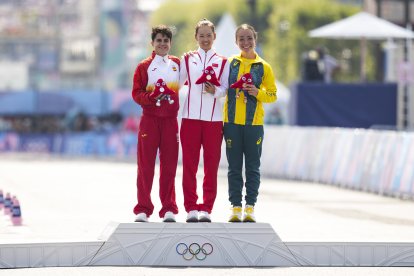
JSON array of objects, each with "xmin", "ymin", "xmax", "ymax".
[
  {"xmin": 132, "ymin": 51, "xmax": 180, "ymax": 218},
  {"xmin": 179, "ymin": 47, "xmax": 229, "ymax": 214}
]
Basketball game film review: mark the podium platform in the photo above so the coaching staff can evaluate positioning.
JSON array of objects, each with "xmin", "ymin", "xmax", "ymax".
[{"xmin": 1, "ymin": 222, "xmax": 414, "ymax": 268}]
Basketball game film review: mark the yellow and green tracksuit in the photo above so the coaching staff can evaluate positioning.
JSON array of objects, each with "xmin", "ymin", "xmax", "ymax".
[{"xmin": 223, "ymin": 53, "xmax": 277, "ymax": 207}]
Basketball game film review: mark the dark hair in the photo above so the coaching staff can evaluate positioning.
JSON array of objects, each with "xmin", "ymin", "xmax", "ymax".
[
  {"xmin": 151, "ymin": 25, "xmax": 173, "ymax": 41},
  {"xmin": 195, "ymin": 18, "xmax": 215, "ymax": 36},
  {"xmin": 235, "ymin": 24, "xmax": 258, "ymax": 41}
]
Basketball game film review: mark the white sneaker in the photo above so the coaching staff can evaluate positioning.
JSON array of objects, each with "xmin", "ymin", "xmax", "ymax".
[
  {"xmin": 162, "ymin": 211, "xmax": 176, "ymax": 223},
  {"xmin": 186, "ymin": 210, "xmax": 198, "ymax": 223},
  {"xmin": 134, "ymin": 212, "xmax": 148, "ymax": 222},
  {"xmin": 198, "ymin": 211, "xmax": 211, "ymax": 223}
]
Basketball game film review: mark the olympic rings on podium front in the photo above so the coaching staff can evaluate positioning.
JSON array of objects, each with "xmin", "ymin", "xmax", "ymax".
[{"xmin": 176, "ymin": 242, "xmax": 213, "ymax": 260}]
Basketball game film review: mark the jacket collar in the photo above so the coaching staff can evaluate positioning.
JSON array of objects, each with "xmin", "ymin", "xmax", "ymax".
[
  {"xmin": 152, "ymin": 51, "xmax": 168, "ymax": 63},
  {"xmin": 197, "ymin": 47, "xmax": 216, "ymax": 60},
  {"xmin": 233, "ymin": 52, "xmax": 263, "ymax": 64}
]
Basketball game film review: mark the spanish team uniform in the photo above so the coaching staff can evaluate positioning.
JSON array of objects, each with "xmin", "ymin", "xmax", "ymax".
[{"xmin": 131, "ymin": 51, "xmax": 180, "ymax": 219}]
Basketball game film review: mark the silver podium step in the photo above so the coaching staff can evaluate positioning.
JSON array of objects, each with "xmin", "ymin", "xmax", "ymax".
[{"xmin": 1, "ymin": 222, "xmax": 414, "ymax": 268}]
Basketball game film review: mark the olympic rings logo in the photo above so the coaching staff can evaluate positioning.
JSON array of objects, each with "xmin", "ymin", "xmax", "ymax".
[{"xmin": 176, "ymin": 242, "xmax": 213, "ymax": 261}]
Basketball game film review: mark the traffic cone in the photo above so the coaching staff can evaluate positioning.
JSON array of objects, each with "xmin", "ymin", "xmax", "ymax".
[
  {"xmin": 11, "ymin": 197, "xmax": 22, "ymax": 226},
  {"xmin": 4, "ymin": 192, "xmax": 11, "ymax": 215},
  {"xmin": 0, "ymin": 190, "xmax": 4, "ymax": 210},
  {"xmin": 10, "ymin": 196, "xmax": 17, "ymax": 218}
]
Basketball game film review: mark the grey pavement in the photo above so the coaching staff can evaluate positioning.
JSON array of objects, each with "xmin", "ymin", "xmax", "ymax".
[
  {"xmin": 1, "ymin": 267, "xmax": 413, "ymax": 276},
  {"xmin": 0, "ymin": 154, "xmax": 414, "ymax": 275}
]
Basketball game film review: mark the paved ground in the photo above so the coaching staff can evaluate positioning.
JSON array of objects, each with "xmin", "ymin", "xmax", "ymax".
[
  {"xmin": 1, "ymin": 267, "xmax": 413, "ymax": 276},
  {"xmin": 1, "ymin": 154, "xmax": 414, "ymax": 275}
]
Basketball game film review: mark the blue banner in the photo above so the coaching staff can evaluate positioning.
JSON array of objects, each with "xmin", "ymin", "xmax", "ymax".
[
  {"xmin": 0, "ymin": 131, "xmax": 137, "ymax": 158},
  {"xmin": 294, "ymin": 83, "xmax": 397, "ymax": 128}
]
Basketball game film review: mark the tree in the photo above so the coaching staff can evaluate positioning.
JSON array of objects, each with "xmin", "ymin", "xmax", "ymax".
[
  {"xmin": 263, "ymin": 0, "xmax": 360, "ymax": 83},
  {"xmin": 151, "ymin": 0, "xmax": 362, "ymax": 85}
]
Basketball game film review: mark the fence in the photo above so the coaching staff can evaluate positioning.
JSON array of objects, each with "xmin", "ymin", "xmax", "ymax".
[{"xmin": 1, "ymin": 126, "xmax": 413, "ymax": 199}]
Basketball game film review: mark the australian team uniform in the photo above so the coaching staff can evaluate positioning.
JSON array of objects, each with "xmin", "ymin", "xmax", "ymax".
[
  {"xmin": 223, "ymin": 53, "xmax": 277, "ymax": 207},
  {"xmin": 131, "ymin": 51, "xmax": 180, "ymax": 219},
  {"xmin": 180, "ymin": 47, "xmax": 229, "ymax": 214}
]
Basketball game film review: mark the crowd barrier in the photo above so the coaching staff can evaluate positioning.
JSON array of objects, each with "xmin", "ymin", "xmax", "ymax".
[
  {"xmin": 1, "ymin": 126, "xmax": 413, "ymax": 199},
  {"xmin": 255, "ymin": 126, "xmax": 414, "ymax": 199},
  {"xmin": 0, "ymin": 131, "xmax": 137, "ymax": 158}
]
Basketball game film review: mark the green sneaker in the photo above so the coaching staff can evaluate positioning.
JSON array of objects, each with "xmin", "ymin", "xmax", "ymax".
[
  {"xmin": 243, "ymin": 205, "xmax": 256, "ymax": 223},
  {"xmin": 228, "ymin": 206, "xmax": 242, "ymax": 222}
]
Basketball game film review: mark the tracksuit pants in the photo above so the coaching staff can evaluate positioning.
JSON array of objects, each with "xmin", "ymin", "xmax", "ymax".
[
  {"xmin": 133, "ymin": 115, "xmax": 179, "ymax": 218},
  {"xmin": 180, "ymin": 118, "xmax": 223, "ymax": 213},
  {"xmin": 223, "ymin": 122, "xmax": 264, "ymax": 207}
]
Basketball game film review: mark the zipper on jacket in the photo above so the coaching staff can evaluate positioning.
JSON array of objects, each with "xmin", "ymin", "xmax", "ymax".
[{"xmin": 199, "ymin": 51, "xmax": 207, "ymax": 120}]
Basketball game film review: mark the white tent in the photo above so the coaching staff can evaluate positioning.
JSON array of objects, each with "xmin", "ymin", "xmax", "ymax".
[
  {"xmin": 309, "ymin": 12, "xmax": 414, "ymax": 40},
  {"xmin": 214, "ymin": 13, "xmax": 239, "ymax": 58},
  {"xmin": 309, "ymin": 12, "xmax": 414, "ymax": 81}
]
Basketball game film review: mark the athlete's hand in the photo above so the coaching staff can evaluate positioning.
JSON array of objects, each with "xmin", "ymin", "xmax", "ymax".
[
  {"xmin": 149, "ymin": 90, "xmax": 160, "ymax": 100},
  {"xmin": 204, "ymin": 82, "xmax": 216, "ymax": 94},
  {"xmin": 155, "ymin": 94, "xmax": 167, "ymax": 101},
  {"xmin": 243, "ymin": 83, "xmax": 258, "ymax": 97},
  {"xmin": 149, "ymin": 91, "xmax": 166, "ymax": 101}
]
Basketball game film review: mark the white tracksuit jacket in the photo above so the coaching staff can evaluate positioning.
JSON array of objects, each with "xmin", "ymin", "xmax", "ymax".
[{"xmin": 179, "ymin": 48, "xmax": 229, "ymax": 121}]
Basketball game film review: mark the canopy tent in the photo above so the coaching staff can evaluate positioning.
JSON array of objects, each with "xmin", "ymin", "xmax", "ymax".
[
  {"xmin": 309, "ymin": 12, "xmax": 414, "ymax": 39},
  {"xmin": 309, "ymin": 12, "xmax": 414, "ymax": 81},
  {"xmin": 214, "ymin": 13, "xmax": 239, "ymax": 57}
]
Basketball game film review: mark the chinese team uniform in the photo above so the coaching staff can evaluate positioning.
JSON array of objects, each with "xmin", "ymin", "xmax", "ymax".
[{"xmin": 179, "ymin": 47, "xmax": 229, "ymax": 214}]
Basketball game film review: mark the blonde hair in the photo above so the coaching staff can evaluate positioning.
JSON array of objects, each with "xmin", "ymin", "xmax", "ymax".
[
  {"xmin": 235, "ymin": 24, "xmax": 258, "ymax": 41},
  {"xmin": 195, "ymin": 18, "xmax": 215, "ymax": 36}
]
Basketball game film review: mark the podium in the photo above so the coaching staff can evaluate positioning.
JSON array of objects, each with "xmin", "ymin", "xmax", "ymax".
[
  {"xmin": 91, "ymin": 222, "xmax": 297, "ymax": 266},
  {"xmin": 1, "ymin": 222, "xmax": 414, "ymax": 268}
]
